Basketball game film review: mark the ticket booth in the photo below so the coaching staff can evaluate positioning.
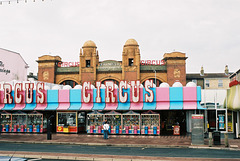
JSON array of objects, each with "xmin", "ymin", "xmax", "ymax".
[
  {"xmin": 141, "ymin": 111, "xmax": 160, "ymax": 135},
  {"xmin": 12, "ymin": 111, "xmax": 27, "ymax": 132},
  {"xmin": 122, "ymin": 111, "xmax": 140, "ymax": 134},
  {"xmin": 0, "ymin": 111, "xmax": 12, "ymax": 132},
  {"xmin": 87, "ymin": 111, "xmax": 104, "ymax": 134},
  {"xmin": 104, "ymin": 111, "xmax": 122, "ymax": 134},
  {"xmin": 27, "ymin": 111, "xmax": 45, "ymax": 133},
  {"xmin": 57, "ymin": 112, "xmax": 78, "ymax": 133}
]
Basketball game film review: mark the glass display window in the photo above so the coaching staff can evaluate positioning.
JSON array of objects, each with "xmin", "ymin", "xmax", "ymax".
[
  {"xmin": 57, "ymin": 112, "xmax": 77, "ymax": 133},
  {"xmin": 122, "ymin": 111, "xmax": 140, "ymax": 134},
  {"xmin": 27, "ymin": 111, "xmax": 44, "ymax": 133},
  {"xmin": 104, "ymin": 111, "xmax": 122, "ymax": 134},
  {"xmin": 87, "ymin": 111, "xmax": 104, "ymax": 134},
  {"xmin": 0, "ymin": 111, "xmax": 12, "ymax": 132},
  {"xmin": 141, "ymin": 111, "xmax": 160, "ymax": 135},
  {"xmin": 12, "ymin": 111, "xmax": 27, "ymax": 132}
]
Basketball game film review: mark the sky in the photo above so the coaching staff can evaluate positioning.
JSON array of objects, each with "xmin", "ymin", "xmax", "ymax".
[{"xmin": 0, "ymin": 0, "xmax": 240, "ymax": 75}]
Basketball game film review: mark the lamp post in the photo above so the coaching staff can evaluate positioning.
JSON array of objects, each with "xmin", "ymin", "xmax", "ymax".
[
  {"xmin": 47, "ymin": 115, "xmax": 54, "ymax": 140},
  {"xmin": 0, "ymin": 113, "xmax": 1, "ymax": 136},
  {"xmin": 153, "ymin": 70, "xmax": 156, "ymax": 86}
]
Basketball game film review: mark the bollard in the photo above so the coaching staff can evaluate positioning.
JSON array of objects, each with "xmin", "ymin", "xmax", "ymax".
[
  {"xmin": 224, "ymin": 133, "xmax": 229, "ymax": 147},
  {"xmin": 209, "ymin": 132, "xmax": 213, "ymax": 147}
]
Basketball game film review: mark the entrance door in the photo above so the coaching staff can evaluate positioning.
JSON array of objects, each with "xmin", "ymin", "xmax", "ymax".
[
  {"xmin": 207, "ymin": 110, "xmax": 216, "ymax": 132},
  {"xmin": 78, "ymin": 112, "xmax": 86, "ymax": 133},
  {"xmin": 160, "ymin": 111, "xmax": 186, "ymax": 135}
]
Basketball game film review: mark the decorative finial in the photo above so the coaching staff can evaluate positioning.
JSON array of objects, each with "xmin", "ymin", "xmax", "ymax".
[
  {"xmin": 225, "ymin": 65, "xmax": 229, "ymax": 75},
  {"xmin": 200, "ymin": 66, "xmax": 204, "ymax": 76}
]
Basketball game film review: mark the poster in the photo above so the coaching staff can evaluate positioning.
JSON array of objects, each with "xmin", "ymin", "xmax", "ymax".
[{"xmin": 218, "ymin": 115, "xmax": 225, "ymax": 130}]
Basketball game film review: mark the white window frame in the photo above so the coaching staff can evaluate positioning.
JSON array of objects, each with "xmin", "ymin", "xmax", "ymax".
[
  {"xmin": 205, "ymin": 80, "xmax": 210, "ymax": 88},
  {"xmin": 192, "ymin": 79, "xmax": 197, "ymax": 85}
]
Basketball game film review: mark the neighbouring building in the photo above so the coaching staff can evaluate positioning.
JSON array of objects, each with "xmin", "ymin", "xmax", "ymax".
[
  {"xmin": 187, "ymin": 66, "xmax": 233, "ymax": 136},
  {"xmin": 0, "ymin": 48, "xmax": 28, "ymax": 82}
]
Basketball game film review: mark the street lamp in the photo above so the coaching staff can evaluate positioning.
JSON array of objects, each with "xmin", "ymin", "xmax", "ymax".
[
  {"xmin": 153, "ymin": 70, "xmax": 156, "ymax": 86},
  {"xmin": 47, "ymin": 115, "xmax": 54, "ymax": 140}
]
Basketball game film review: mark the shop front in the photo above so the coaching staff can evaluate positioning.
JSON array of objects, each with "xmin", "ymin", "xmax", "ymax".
[
  {"xmin": 141, "ymin": 110, "xmax": 160, "ymax": 135},
  {"xmin": 224, "ymin": 74, "xmax": 240, "ymax": 137},
  {"xmin": 0, "ymin": 80, "xmax": 203, "ymax": 135},
  {"xmin": 104, "ymin": 111, "xmax": 121, "ymax": 134},
  {"xmin": 27, "ymin": 111, "xmax": 46, "ymax": 133},
  {"xmin": 0, "ymin": 111, "xmax": 11, "ymax": 132},
  {"xmin": 57, "ymin": 112, "xmax": 78, "ymax": 133}
]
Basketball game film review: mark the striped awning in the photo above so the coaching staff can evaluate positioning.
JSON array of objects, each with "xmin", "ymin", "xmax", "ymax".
[{"xmin": 0, "ymin": 86, "xmax": 203, "ymax": 111}]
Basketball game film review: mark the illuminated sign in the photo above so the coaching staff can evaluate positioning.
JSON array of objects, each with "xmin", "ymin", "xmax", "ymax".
[
  {"xmin": 0, "ymin": 80, "xmax": 154, "ymax": 104},
  {"xmin": 57, "ymin": 62, "xmax": 80, "ymax": 67},
  {"xmin": 1, "ymin": 82, "xmax": 45, "ymax": 104},
  {"xmin": 140, "ymin": 60, "xmax": 165, "ymax": 66}
]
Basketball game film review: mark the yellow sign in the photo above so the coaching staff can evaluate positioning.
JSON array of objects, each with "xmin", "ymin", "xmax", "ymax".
[
  {"xmin": 57, "ymin": 126, "xmax": 63, "ymax": 132},
  {"xmin": 228, "ymin": 122, "xmax": 233, "ymax": 132}
]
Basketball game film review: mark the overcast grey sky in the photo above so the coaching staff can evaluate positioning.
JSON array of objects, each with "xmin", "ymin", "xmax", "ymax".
[{"xmin": 0, "ymin": 0, "xmax": 239, "ymax": 75}]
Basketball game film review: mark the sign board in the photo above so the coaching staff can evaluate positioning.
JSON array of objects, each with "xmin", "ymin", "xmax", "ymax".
[
  {"xmin": 173, "ymin": 125, "xmax": 180, "ymax": 135},
  {"xmin": 191, "ymin": 114, "xmax": 204, "ymax": 145},
  {"xmin": 98, "ymin": 60, "xmax": 122, "ymax": 72}
]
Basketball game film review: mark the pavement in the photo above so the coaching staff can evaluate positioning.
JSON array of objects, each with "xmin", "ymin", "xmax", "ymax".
[{"xmin": 0, "ymin": 133, "xmax": 240, "ymax": 161}]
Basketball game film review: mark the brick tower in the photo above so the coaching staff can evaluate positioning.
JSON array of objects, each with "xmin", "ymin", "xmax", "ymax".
[{"xmin": 122, "ymin": 39, "xmax": 141, "ymax": 81}]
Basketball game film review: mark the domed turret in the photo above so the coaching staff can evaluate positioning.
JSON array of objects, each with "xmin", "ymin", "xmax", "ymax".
[
  {"xmin": 82, "ymin": 40, "xmax": 97, "ymax": 48},
  {"xmin": 124, "ymin": 39, "xmax": 139, "ymax": 47},
  {"xmin": 79, "ymin": 40, "xmax": 99, "ymax": 84},
  {"xmin": 122, "ymin": 38, "xmax": 141, "ymax": 81}
]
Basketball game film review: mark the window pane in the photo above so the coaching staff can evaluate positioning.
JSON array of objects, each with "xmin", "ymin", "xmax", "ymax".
[
  {"xmin": 205, "ymin": 80, "xmax": 210, "ymax": 88},
  {"xmin": 86, "ymin": 60, "xmax": 90, "ymax": 67},
  {"xmin": 129, "ymin": 59, "xmax": 133, "ymax": 66},
  {"xmin": 218, "ymin": 80, "xmax": 223, "ymax": 87}
]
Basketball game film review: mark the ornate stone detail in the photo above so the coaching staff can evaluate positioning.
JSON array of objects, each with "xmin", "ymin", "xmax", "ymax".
[
  {"xmin": 43, "ymin": 71, "xmax": 49, "ymax": 80},
  {"xmin": 174, "ymin": 69, "xmax": 180, "ymax": 78}
]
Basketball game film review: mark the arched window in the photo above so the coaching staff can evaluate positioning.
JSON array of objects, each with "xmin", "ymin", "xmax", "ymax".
[
  {"xmin": 101, "ymin": 79, "xmax": 119, "ymax": 86},
  {"xmin": 60, "ymin": 80, "xmax": 78, "ymax": 88},
  {"xmin": 142, "ymin": 78, "xmax": 162, "ymax": 87}
]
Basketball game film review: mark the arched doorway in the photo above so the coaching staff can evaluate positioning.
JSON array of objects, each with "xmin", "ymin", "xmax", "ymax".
[
  {"xmin": 60, "ymin": 80, "xmax": 78, "ymax": 88},
  {"xmin": 101, "ymin": 79, "xmax": 119, "ymax": 86}
]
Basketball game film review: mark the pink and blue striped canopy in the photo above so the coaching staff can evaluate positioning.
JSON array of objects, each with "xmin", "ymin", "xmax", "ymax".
[{"xmin": 0, "ymin": 86, "xmax": 203, "ymax": 111}]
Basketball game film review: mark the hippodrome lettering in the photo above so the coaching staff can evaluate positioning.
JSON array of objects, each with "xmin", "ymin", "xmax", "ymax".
[{"xmin": 0, "ymin": 80, "xmax": 154, "ymax": 104}]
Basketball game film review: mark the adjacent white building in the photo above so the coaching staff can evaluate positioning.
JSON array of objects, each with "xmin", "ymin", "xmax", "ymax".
[{"xmin": 0, "ymin": 48, "xmax": 28, "ymax": 81}]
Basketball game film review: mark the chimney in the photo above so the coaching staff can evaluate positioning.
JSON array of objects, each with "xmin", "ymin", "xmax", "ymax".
[
  {"xmin": 225, "ymin": 65, "xmax": 229, "ymax": 75},
  {"xmin": 200, "ymin": 66, "xmax": 204, "ymax": 76}
]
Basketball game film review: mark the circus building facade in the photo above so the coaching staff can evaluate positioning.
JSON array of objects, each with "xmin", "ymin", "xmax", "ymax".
[{"xmin": 0, "ymin": 39, "xmax": 204, "ymax": 135}]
